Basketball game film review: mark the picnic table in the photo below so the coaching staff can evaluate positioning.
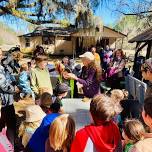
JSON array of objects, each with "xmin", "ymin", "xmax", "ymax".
[{"xmin": 62, "ymin": 99, "xmax": 91, "ymax": 130}]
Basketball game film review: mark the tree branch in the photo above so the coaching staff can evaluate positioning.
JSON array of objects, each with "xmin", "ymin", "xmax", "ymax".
[{"xmin": 123, "ymin": 10, "xmax": 152, "ymax": 15}]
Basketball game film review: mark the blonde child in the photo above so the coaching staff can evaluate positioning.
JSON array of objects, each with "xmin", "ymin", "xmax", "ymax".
[
  {"xmin": 111, "ymin": 89, "xmax": 125, "ymax": 103},
  {"xmin": 45, "ymin": 114, "xmax": 75, "ymax": 152},
  {"xmin": 110, "ymin": 89, "xmax": 124, "ymax": 124},
  {"xmin": 122, "ymin": 119, "xmax": 145, "ymax": 152},
  {"xmin": 18, "ymin": 105, "xmax": 46, "ymax": 147}
]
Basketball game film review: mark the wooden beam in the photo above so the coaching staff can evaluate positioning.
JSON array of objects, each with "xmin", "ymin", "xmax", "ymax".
[
  {"xmin": 133, "ymin": 42, "xmax": 147, "ymax": 72},
  {"xmin": 146, "ymin": 41, "xmax": 152, "ymax": 59},
  {"xmin": 137, "ymin": 42, "xmax": 148, "ymax": 52},
  {"xmin": 121, "ymin": 38, "xmax": 124, "ymax": 49}
]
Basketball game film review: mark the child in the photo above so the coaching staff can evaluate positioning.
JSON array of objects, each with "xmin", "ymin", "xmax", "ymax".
[
  {"xmin": 39, "ymin": 92, "xmax": 53, "ymax": 114},
  {"xmin": 26, "ymin": 102, "xmax": 61, "ymax": 152},
  {"xmin": 53, "ymin": 83, "xmax": 69, "ymax": 113},
  {"xmin": 18, "ymin": 105, "xmax": 46, "ymax": 147},
  {"xmin": 110, "ymin": 89, "xmax": 124, "ymax": 125},
  {"xmin": 30, "ymin": 55, "xmax": 53, "ymax": 99},
  {"xmin": 18, "ymin": 63, "xmax": 34, "ymax": 99},
  {"xmin": 120, "ymin": 90, "xmax": 142, "ymax": 124},
  {"xmin": 45, "ymin": 114, "xmax": 75, "ymax": 152},
  {"xmin": 71, "ymin": 94, "xmax": 122, "ymax": 152},
  {"xmin": 58, "ymin": 67, "xmax": 74, "ymax": 98},
  {"xmin": 111, "ymin": 89, "xmax": 125, "ymax": 103},
  {"xmin": 122, "ymin": 119, "xmax": 145, "ymax": 152},
  {"xmin": 131, "ymin": 97, "xmax": 152, "ymax": 152}
]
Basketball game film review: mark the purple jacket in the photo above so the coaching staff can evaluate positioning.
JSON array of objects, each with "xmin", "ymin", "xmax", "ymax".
[{"xmin": 77, "ymin": 66, "xmax": 100, "ymax": 98}]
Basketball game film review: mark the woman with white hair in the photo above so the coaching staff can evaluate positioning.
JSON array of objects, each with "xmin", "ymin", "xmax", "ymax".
[{"xmin": 66, "ymin": 52, "xmax": 102, "ymax": 99}]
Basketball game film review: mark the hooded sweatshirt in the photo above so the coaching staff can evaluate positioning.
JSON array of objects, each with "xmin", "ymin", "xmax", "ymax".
[{"xmin": 71, "ymin": 121, "xmax": 122, "ymax": 152}]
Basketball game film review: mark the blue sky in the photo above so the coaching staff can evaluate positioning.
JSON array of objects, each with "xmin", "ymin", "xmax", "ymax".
[{"xmin": 0, "ymin": 3, "xmax": 121, "ymax": 33}]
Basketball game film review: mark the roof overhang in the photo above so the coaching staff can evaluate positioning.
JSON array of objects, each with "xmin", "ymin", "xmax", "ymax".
[{"xmin": 129, "ymin": 27, "xmax": 152, "ymax": 43}]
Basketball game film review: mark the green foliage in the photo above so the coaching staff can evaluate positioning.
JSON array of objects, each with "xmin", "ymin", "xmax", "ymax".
[
  {"xmin": 60, "ymin": 19, "xmax": 70, "ymax": 27},
  {"xmin": 114, "ymin": 16, "xmax": 139, "ymax": 32}
]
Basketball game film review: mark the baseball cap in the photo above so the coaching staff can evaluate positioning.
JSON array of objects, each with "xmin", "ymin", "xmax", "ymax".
[
  {"xmin": 55, "ymin": 83, "xmax": 70, "ymax": 95},
  {"xmin": 79, "ymin": 52, "xmax": 95, "ymax": 61}
]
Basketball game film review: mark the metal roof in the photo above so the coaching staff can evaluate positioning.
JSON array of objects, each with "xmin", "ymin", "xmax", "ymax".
[
  {"xmin": 18, "ymin": 27, "xmax": 77, "ymax": 37},
  {"xmin": 129, "ymin": 27, "xmax": 152, "ymax": 43}
]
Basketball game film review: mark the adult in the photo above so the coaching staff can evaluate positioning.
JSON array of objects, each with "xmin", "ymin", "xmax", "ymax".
[
  {"xmin": 0, "ymin": 48, "xmax": 19, "ymax": 146},
  {"xmin": 67, "ymin": 52, "xmax": 102, "ymax": 98},
  {"xmin": 30, "ymin": 55, "xmax": 53, "ymax": 99},
  {"xmin": 131, "ymin": 97, "xmax": 152, "ymax": 152},
  {"xmin": 141, "ymin": 58, "xmax": 152, "ymax": 99},
  {"xmin": 102, "ymin": 45, "xmax": 113, "ymax": 70},
  {"xmin": 1, "ymin": 49, "xmax": 21, "ymax": 75},
  {"xmin": 107, "ymin": 49, "xmax": 126, "ymax": 89},
  {"xmin": 71, "ymin": 94, "xmax": 122, "ymax": 152},
  {"xmin": 91, "ymin": 46, "xmax": 101, "ymax": 66}
]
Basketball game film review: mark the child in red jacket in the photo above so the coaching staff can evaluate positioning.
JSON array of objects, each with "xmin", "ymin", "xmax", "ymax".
[{"xmin": 71, "ymin": 94, "xmax": 122, "ymax": 152}]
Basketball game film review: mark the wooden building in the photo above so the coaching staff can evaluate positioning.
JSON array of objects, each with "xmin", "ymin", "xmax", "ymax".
[{"xmin": 18, "ymin": 26, "xmax": 126, "ymax": 55}]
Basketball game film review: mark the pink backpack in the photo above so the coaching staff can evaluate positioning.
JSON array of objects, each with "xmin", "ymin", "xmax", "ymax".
[{"xmin": 0, "ymin": 129, "xmax": 14, "ymax": 152}]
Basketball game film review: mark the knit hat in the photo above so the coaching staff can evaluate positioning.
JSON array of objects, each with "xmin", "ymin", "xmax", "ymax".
[
  {"xmin": 25, "ymin": 105, "xmax": 46, "ymax": 122},
  {"xmin": 79, "ymin": 52, "xmax": 95, "ymax": 61},
  {"xmin": 55, "ymin": 83, "xmax": 70, "ymax": 95}
]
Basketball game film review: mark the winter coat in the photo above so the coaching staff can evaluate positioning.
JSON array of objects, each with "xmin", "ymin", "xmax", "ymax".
[{"xmin": 0, "ymin": 64, "xmax": 15, "ymax": 107}]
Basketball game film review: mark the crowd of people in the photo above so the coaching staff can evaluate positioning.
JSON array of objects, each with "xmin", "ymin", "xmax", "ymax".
[{"xmin": 0, "ymin": 45, "xmax": 152, "ymax": 152}]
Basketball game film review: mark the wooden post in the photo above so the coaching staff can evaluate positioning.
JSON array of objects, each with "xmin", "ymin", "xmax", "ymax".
[
  {"xmin": 146, "ymin": 41, "xmax": 152, "ymax": 59},
  {"xmin": 121, "ymin": 38, "xmax": 124, "ymax": 49},
  {"xmin": 115, "ymin": 38, "xmax": 117, "ymax": 49},
  {"xmin": 54, "ymin": 36, "xmax": 56, "ymax": 54},
  {"xmin": 133, "ymin": 42, "xmax": 148, "ymax": 72}
]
